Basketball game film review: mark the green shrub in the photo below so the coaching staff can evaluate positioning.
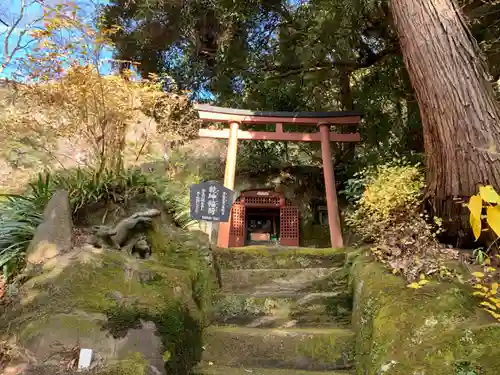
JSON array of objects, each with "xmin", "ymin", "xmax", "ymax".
[
  {"xmin": 0, "ymin": 174, "xmax": 52, "ymax": 279},
  {"xmin": 345, "ymin": 158, "xmax": 425, "ymax": 239},
  {"xmin": 0, "ymin": 167, "xmax": 198, "ymax": 281},
  {"xmin": 49, "ymin": 168, "xmax": 158, "ymax": 214},
  {"xmin": 48, "ymin": 167, "xmax": 196, "ymax": 229},
  {"xmin": 345, "ymin": 158, "xmax": 450, "ymax": 282}
]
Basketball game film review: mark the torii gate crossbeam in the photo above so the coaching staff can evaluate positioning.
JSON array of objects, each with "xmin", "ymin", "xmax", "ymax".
[{"xmin": 194, "ymin": 104, "xmax": 362, "ymax": 249}]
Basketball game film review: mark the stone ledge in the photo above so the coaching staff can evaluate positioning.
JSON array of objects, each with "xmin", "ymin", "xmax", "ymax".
[{"xmin": 202, "ymin": 326, "xmax": 354, "ymax": 371}]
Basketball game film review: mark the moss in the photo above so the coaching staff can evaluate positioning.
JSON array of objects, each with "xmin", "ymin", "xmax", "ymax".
[
  {"xmin": 296, "ymin": 328, "xmax": 355, "ymax": 365},
  {"xmin": 18, "ymin": 311, "xmax": 106, "ymax": 344},
  {"xmin": 100, "ymin": 352, "xmax": 149, "ymax": 375},
  {"xmin": 301, "ymin": 267, "xmax": 348, "ymax": 293},
  {"xmin": 195, "ymin": 365, "xmax": 351, "ymax": 375},
  {"xmin": 212, "ymin": 295, "xmax": 282, "ymax": 323},
  {"xmin": 2, "ymin": 221, "xmax": 215, "ymax": 375},
  {"xmin": 202, "ymin": 326, "xmax": 354, "ymax": 371},
  {"xmin": 214, "ymin": 246, "xmax": 347, "ymax": 269},
  {"xmin": 350, "ymin": 256, "xmax": 500, "ymax": 375},
  {"xmin": 301, "ymin": 223, "xmax": 332, "ymax": 248}
]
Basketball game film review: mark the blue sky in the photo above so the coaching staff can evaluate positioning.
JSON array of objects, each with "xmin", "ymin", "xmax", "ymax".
[
  {"xmin": 0, "ymin": 0, "xmax": 216, "ymax": 100},
  {"xmin": 0, "ymin": 0, "xmax": 113, "ymax": 79}
]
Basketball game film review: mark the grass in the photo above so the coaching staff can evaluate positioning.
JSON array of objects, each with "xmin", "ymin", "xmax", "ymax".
[
  {"xmin": 0, "ymin": 174, "xmax": 53, "ymax": 279},
  {"xmin": 0, "ymin": 167, "xmax": 199, "ymax": 281}
]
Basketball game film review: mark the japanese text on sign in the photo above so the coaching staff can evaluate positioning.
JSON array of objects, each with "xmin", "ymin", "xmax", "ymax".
[{"xmin": 190, "ymin": 181, "xmax": 234, "ymax": 223}]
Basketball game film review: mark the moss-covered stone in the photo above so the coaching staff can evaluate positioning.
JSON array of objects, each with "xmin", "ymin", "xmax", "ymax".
[
  {"xmin": 350, "ymin": 255, "xmax": 500, "ymax": 375},
  {"xmin": 211, "ymin": 295, "xmax": 284, "ymax": 325},
  {"xmin": 214, "ymin": 246, "xmax": 347, "ymax": 270},
  {"xmin": 219, "ymin": 267, "xmax": 340, "ymax": 294},
  {"xmin": 99, "ymin": 352, "xmax": 149, "ymax": 375},
  {"xmin": 201, "ymin": 326, "xmax": 354, "ymax": 371},
  {"xmin": 212, "ymin": 292, "xmax": 352, "ymax": 328},
  {"xmin": 1, "ymin": 221, "xmax": 215, "ymax": 375},
  {"xmin": 195, "ymin": 365, "xmax": 351, "ymax": 375},
  {"xmin": 290, "ymin": 292, "xmax": 353, "ymax": 328}
]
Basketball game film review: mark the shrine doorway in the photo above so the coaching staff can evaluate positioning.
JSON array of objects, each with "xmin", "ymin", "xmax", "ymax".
[{"xmin": 228, "ymin": 189, "xmax": 299, "ymax": 248}]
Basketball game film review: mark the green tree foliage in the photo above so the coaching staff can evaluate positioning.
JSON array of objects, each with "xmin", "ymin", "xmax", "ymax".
[
  {"xmin": 100, "ymin": 0, "xmax": 421, "ymax": 169},
  {"xmin": 101, "ymin": 0, "xmax": 500, "ymax": 179}
]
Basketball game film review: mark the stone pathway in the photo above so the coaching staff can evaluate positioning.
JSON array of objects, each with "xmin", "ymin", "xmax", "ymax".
[{"xmin": 197, "ymin": 247, "xmax": 355, "ymax": 375}]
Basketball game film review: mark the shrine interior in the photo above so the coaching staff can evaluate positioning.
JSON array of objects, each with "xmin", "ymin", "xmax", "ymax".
[{"xmin": 245, "ymin": 207, "xmax": 280, "ymax": 245}]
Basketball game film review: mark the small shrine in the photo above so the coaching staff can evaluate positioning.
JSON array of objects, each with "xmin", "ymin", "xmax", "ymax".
[
  {"xmin": 194, "ymin": 104, "xmax": 362, "ymax": 248},
  {"xmin": 225, "ymin": 189, "xmax": 299, "ymax": 248}
]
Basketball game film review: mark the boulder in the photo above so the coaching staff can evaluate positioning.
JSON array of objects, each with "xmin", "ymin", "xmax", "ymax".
[
  {"xmin": 26, "ymin": 190, "xmax": 73, "ymax": 265},
  {"xmin": 350, "ymin": 255, "xmax": 500, "ymax": 375},
  {"xmin": 1, "ymin": 220, "xmax": 214, "ymax": 375}
]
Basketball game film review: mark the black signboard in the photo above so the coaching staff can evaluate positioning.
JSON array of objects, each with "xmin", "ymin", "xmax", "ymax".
[{"xmin": 189, "ymin": 181, "xmax": 234, "ymax": 222}]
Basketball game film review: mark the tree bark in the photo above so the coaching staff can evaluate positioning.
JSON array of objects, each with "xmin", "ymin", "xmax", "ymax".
[{"xmin": 390, "ymin": 0, "xmax": 500, "ymax": 243}]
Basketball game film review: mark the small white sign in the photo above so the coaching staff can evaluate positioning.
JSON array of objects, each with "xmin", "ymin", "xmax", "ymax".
[{"xmin": 77, "ymin": 348, "xmax": 93, "ymax": 371}]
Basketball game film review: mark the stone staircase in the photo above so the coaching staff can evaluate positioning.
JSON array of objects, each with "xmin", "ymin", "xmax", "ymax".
[{"xmin": 197, "ymin": 247, "xmax": 355, "ymax": 375}]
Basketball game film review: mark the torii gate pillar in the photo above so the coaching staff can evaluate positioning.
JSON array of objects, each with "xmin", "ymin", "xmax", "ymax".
[
  {"xmin": 218, "ymin": 121, "xmax": 240, "ymax": 248},
  {"xmin": 319, "ymin": 123, "xmax": 343, "ymax": 248},
  {"xmin": 194, "ymin": 104, "xmax": 362, "ymax": 249}
]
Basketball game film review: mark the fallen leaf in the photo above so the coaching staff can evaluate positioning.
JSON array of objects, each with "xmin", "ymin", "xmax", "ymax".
[{"xmin": 407, "ymin": 282, "xmax": 422, "ymax": 289}]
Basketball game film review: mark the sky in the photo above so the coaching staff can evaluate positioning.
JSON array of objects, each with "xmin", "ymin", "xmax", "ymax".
[
  {"xmin": 0, "ymin": 0, "xmax": 113, "ymax": 79},
  {"xmin": 0, "ymin": 0, "xmax": 216, "ymax": 101}
]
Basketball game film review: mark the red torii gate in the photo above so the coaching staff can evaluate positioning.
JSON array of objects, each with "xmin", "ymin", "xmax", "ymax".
[{"xmin": 194, "ymin": 104, "xmax": 361, "ymax": 249}]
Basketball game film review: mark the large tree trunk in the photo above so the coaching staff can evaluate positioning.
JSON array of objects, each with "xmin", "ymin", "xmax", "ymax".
[{"xmin": 390, "ymin": 0, "xmax": 500, "ymax": 245}]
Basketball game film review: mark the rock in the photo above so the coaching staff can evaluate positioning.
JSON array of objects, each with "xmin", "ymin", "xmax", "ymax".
[
  {"xmin": 26, "ymin": 190, "xmax": 73, "ymax": 265},
  {"xmin": 106, "ymin": 290, "xmax": 124, "ymax": 302},
  {"xmin": 3, "ymin": 363, "xmax": 29, "ymax": 375},
  {"xmin": 350, "ymin": 255, "xmax": 500, "ymax": 374},
  {"xmin": 2, "ymin": 215, "xmax": 213, "ymax": 375}
]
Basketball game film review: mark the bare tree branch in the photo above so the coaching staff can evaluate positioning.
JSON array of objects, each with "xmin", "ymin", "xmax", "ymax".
[{"xmin": 0, "ymin": 0, "xmax": 45, "ymax": 74}]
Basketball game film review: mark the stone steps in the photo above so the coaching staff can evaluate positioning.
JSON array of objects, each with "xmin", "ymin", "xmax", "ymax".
[
  {"xmin": 219, "ymin": 267, "xmax": 346, "ymax": 294},
  {"xmin": 214, "ymin": 247, "xmax": 346, "ymax": 270},
  {"xmin": 196, "ymin": 364, "xmax": 353, "ymax": 375},
  {"xmin": 212, "ymin": 291, "xmax": 352, "ymax": 329},
  {"xmin": 201, "ymin": 326, "xmax": 355, "ymax": 371}
]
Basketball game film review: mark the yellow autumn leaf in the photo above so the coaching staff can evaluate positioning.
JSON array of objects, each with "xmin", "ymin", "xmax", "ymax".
[
  {"xmin": 485, "ymin": 309, "xmax": 500, "ymax": 320},
  {"xmin": 474, "ymin": 284, "xmax": 483, "ymax": 289},
  {"xmin": 480, "ymin": 185, "xmax": 500, "ymax": 203},
  {"xmin": 406, "ymin": 282, "xmax": 422, "ymax": 289},
  {"xmin": 487, "ymin": 205, "xmax": 500, "ymax": 238},
  {"xmin": 493, "ymin": 282, "xmax": 499, "ymax": 290},
  {"xmin": 473, "ymin": 291, "xmax": 486, "ymax": 297},
  {"xmin": 481, "ymin": 301, "xmax": 497, "ymax": 310},
  {"xmin": 469, "ymin": 195, "xmax": 483, "ymax": 240},
  {"xmin": 472, "ymin": 271, "xmax": 485, "ymax": 278},
  {"xmin": 485, "ymin": 258, "xmax": 491, "ymax": 266},
  {"xmin": 487, "ymin": 267, "xmax": 497, "ymax": 273},
  {"xmin": 418, "ymin": 279, "xmax": 430, "ymax": 286}
]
